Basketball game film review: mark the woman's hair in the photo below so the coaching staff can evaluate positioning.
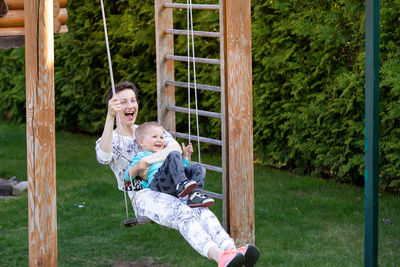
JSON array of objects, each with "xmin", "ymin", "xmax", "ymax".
[
  {"xmin": 105, "ymin": 81, "xmax": 139, "ymax": 106},
  {"xmin": 135, "ymin": 122, "xmax": 162, "ymax": 142}
]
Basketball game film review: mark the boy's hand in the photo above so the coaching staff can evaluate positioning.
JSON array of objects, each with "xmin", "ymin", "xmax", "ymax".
[
  {"xmin": 138, "ymin": 169, "xmax": 148, "ymax": 181},
  {"xmin": 182, "ymin": 143, "xmax": 193, "ymax": 160}
]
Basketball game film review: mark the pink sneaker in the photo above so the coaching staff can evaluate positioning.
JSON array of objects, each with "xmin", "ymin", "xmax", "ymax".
[
  {"xmin": 235, "ymin": 244, "xmax": 260, "ymax": 267},
  {"xmin": 218, "ymin": 249, "xmax": 245, "ymax": 267}
]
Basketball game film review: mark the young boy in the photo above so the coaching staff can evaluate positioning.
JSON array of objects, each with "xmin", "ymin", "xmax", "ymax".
[{"xmin": 124, "ymin": 122, "xmax": 214, "ymax": 208}]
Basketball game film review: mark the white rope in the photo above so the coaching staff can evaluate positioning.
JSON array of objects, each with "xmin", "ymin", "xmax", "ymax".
[
  {"xmin": 187, "ymin": 0, "xmax": 202, "ymax": 163},
  {"xmin": 186, "ymin": 2, "xmax": 191, "ymax": 150},
  {"xmin": 100, "ymin": 0, "xmax": 138, "ymax": 222}
]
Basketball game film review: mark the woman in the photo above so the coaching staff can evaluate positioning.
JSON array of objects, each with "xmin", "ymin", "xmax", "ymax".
[{"xmin": 95, "ymin": 81, "xmax": 259, "ymax": 267}]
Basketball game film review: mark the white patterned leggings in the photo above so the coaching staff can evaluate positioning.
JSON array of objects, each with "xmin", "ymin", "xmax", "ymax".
[{"xmin": 129, "ymin": 189, "xmax": 235, "ymax": 257}]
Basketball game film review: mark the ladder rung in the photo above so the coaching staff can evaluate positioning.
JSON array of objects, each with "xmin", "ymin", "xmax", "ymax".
[
  {"xmin": 163, "ymin": 3, "xmax": 220, "ymax": 10},
  {"xmin": 167, "ymin": 105, "xmax": 221, "ymax": 119},
  {"xmin": 166, "ymin": 80, "xmax": 221, "ymax": 92},
  {"xmin": 166, "ymin": 55, "xmax": 220, "ymax": 65},
  {"xmin": 165, "ymin": 29, "xmax": 220, "ymax": 38},
  {"xmin": 203, "ymin": 190, "xmax": 223, "ymax": 199},
  {"xmin": 170, "ymin": 131, "xmax": 222, "ymax": 146},
  {"xmin": 190, "ymin": 161, "xmax": 223, "ymax": 174}
]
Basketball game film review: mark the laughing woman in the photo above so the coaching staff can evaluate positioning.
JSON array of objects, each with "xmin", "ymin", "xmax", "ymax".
[{"xmin": 95, "ymin": 81, "xmax": 259, "ymax": 267}]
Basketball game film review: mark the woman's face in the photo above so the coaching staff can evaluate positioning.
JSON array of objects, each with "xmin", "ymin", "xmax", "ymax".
[{"xmin": 116, "ymin": 89, "xmax": 138, "ymax": 126}]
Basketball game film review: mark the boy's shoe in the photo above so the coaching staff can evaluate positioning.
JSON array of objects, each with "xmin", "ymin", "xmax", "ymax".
[
  {"xmin": 235, "ymin": 244, "xmax": 260, "ymax": 267},
  {"xmin": 176, "ymin": 180, "xmax": 197, "ymax": 197},
  {"xmin": 218, "ymin": 249, "xmax": 245, "ymax": 267},
  {"xmin": 187, "ymin": 191, "xmax": 214, "ymax": 208}
]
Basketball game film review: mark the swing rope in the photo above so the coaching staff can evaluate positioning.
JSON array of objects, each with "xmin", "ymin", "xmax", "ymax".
[
  {"xmin": 100, "ymin": 0, "xmax": 202, "ymax": 225},
  {"xmin": 186, "ymin": 0, "xmax": 202, "ymax": 163},
  {"xmin": 99, "ymin": 0, "xmax": 142, "ymax": 224}
]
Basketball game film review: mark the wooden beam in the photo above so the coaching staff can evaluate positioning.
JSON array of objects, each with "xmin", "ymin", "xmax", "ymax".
[
  {"xmin": 155, "ymin": 0, "xmax": 175, "ymax": 132},
  {"xmin": 0, "ymin": 8, "xmax": 67, "ymax": 28},
  {"xmin": 0, "ymin": 35, "xmax": 23, "ymax": 48},
  {"xmin": 0, "ymin": 26, "xmax": 23, "ymax": 36},
  {"xmin": 223, "ymin": 0, "xmax": 254, "ymax": 246},
  {"xmin": 0, "ymin": 9, "xmax": 23, "ymax": 27},
  {"xmin": 5, "ymin": 0, "xmax": 67, "ymax": 10},
  {"xmin": 24, "ymin": 0, "xmax": 57, "ymax": 266}
]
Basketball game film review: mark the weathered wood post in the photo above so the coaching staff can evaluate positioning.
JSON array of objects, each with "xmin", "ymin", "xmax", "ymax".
[
  {"xmin": 25, "ymin": 0, "xmax": 57, "ymax": 266},
  {"xmin": 155, "ymin": 0, "xmax": 175, "ymax": 131},
  {"xmin": 223, "ymin": 0, "xmax": 254, "ymax": 245}
]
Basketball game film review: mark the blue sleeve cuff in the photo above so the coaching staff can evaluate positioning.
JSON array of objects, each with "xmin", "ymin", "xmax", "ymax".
[{"xmin": 183, "ymin": 158, "xmax": 190, "ymax": 166}]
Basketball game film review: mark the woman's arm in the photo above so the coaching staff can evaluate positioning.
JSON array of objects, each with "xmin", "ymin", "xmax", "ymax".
[
  {"xmin": 143, "ymin": 138, "xmax": 182, "ymax": 164},
  {"xmin": 125, "ymin": 159, "xmax": 149, "ymax": 180},
  {"xmin": 98, "ymin": 97, "xmax": 120, "ymax": 153}
]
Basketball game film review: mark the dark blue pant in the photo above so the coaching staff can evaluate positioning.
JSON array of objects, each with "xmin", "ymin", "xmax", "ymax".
[{"xmin": 150, "ymin": 151, "xmax": 206, "ymax": 197}]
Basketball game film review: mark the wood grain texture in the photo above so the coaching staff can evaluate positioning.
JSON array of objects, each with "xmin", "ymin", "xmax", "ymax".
[
  {"xmin": 223, "ymin": 0, "xmax": 254, "ymax": 246},
  {"xmin": 155, "ymin": 0, "xmax": 175, "ymax": 132},
  {"xmin": 0, "ymin": 8, "xmax": 67, "ymax": 28},
  {"xmin": 25, "ymin": 0, "xmax": 57, "ymax": 266},
  {"xmin": 5, "ymin": 0, "xmax": 67, "ymax": 10}
]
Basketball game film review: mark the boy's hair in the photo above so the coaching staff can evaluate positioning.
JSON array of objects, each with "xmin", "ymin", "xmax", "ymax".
[
  {"xmin": 105, "ymin": 81, "xmax": 139, "ymax": 107},
  {"xmin": 135, "ymin": 122, "xmax": 163, "ymax": 143}
]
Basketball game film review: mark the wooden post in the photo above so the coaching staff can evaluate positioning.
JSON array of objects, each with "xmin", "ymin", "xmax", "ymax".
[
  {"xmin": 223, "ymin": 0, "xmax": 254, "ymax": 246},
  {"xmin": 155, "ymin": 0, "xmax": 175, "ymax": 131},
  {"xmin": 25, "ymin": 0, "xmax": 57, "ymax": 266}
]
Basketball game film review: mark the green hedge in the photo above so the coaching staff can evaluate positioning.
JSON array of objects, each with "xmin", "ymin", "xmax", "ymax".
[{"xmin": 0, "ymin": 0, "xmax": 399, "ymax": 191}]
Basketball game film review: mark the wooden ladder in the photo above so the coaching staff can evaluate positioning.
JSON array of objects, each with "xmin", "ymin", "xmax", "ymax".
[{"xmin": 155, "ymin": 0, "xmax": 254, "ymax": 245}]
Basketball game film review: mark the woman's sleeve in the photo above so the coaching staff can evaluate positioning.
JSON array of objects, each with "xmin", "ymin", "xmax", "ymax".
[
  {"xmin": 95, "ymin": 137, "xmax": 112, "ymax": 164},
  {"xmin": 163, "ymin": 129, "xmax": 179, "ymax": 148}
]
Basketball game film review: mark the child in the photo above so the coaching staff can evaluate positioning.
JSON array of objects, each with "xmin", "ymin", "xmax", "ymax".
[{"xmin": 124, "ymin": 122, "xmax": 214, "ymax": 208}]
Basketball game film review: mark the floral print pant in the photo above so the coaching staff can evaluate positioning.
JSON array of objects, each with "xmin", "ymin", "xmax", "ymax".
[{"xmin": 129, "ymin": 189, "xmax": 234, "ymax": 257}]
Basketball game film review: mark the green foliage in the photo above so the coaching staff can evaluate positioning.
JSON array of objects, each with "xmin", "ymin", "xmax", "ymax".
[
  {"xmin": 0, "ymin": 0, "xmax": 400, "ymax": 190},
  {"xmin": 252, "ymin": 0, "xmax": 400, "ymax": 190}
]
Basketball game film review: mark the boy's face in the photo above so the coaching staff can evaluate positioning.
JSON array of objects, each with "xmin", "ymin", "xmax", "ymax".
[{"xmin": 138, "ymin": 126, "xmax": 165, "ymax": 152}]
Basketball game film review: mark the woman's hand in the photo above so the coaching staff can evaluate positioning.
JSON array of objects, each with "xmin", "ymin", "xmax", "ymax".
[
  {"xmin": 107, "ymin": 96, "xmax": 121, "ymax": 118},
  {"xmin": 182, "ymin": 143, "xmax": 193, "ymax": 160}
]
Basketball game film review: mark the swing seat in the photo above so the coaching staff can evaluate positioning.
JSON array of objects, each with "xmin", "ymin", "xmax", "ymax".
[{"xmin": 122, "ymin": 216, "xmax": 154, "ymax": 227}]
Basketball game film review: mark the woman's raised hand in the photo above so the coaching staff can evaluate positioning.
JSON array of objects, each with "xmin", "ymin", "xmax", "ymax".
[{"xmin": 107, "ymin": 96, "xmax": 121, "ymax": 118}]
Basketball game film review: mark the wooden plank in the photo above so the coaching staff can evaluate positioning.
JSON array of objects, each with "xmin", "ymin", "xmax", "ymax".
[
  {"xmin": 167, "ymin": 105, "xmax": 221, "ymax": 119},
  {"xmin": 203, "ymin": 190, "xmax": 223, "ymax": 199},
  {"xmin": 166, "ymin": 54, "xmax": 220, "ymax": 65},
  {"xmin": 0, "ymin": 8, "xmax": 67, "ymax": 29},
  {"xmin": 155, "ymin": 0, "xmax": 175, "ymax": 132},
  {"xmin": 5, "ymin": 0, "xmax": 24, "ymax": 9},
  {"xmin": 5, "ymin": 0, "xmax": 67, "ymax": 9},
  {"xmin": 166, "ymin": 80, "xmax": 221, "ymax": 92},
  {"xmin": 164, "ymin": 29, "xmax": 220, "ymax": 38},
  {"xmin": 0, "ymin": 9, "xmax": 23, "ymax": 27},
  {"xmin": 163, "ymin": 3, "xmax": 220, "ymax": 10},
  {"xmin": 219, "ymin": 0, "xmax": 228, "ymax": 232},
  {"xmin": 0, "ymin": 26, "xmax": 23, "ymax": 36},
  {"xmin": 25, "ymin": 0, "xmax": 57, "ymax": 266},
  {"xmin": 0, "ymin": 35, "xmax": 23, "ymax": 48},
  {"xmin": 169, "ymin": 131, "xmax": 222, "ymax": 146},
  {"xmin": 223, "ymin": 0, "xmax": 254, "ymax": 246},
  {"xmin": 0, "ymin": 24, "xmax": 67, "ymax": 36}
]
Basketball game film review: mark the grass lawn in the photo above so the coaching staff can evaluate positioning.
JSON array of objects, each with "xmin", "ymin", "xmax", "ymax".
[{"xmin": 0, "ymin": 120, "xmax": 399, "ymax": 266}]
